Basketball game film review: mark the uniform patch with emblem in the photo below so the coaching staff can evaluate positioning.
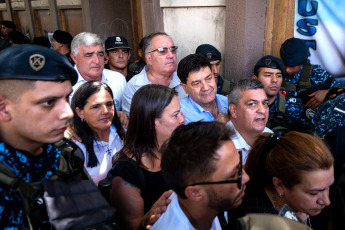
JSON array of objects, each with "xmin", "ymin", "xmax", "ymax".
[
  {"xmin": 265, "ymin": 58, "xmax": 271, "ymax": 66},
  {"xmin": 206, "ymin": 53, "xmax": 212, "ymax": 60},
  {"xmin": 288, "ymin": 97, "xmax": 297, "ymax": 103},
  {"xmin": 29, "ymin": 54, "xmax": 45, "ymax": 71}
]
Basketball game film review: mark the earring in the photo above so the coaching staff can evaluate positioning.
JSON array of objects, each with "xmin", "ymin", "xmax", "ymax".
[
  {"xmin": 279, "ymin": 193, "xmax": 282, "ymax": 198},
  {"xmin": 81, "ymin": 118, "xmax": 85, "ymax": 122}
]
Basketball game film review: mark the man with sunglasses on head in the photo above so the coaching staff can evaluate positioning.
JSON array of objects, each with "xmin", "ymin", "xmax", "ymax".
[
  {"xmin": 152, "ymin": 121, "xmax": 249, "ymax": 230},
  {"xmin": 121, "ymin": 31, "xmax": 187, "ymax": 116}
]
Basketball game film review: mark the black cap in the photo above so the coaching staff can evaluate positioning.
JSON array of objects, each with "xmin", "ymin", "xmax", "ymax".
[
  {"xmin": 53, "ymin": 30, "xmax": 73, "ymax": 44},
  {"xmin": 280, "ymin": 37, "xmax": 309, "ymax": 66},
  {"xmin": 1, "ymin": 20, "xmax": 16, "ymax": 30},
  {"xmin": 195, "ymin": 44, "xmax": 221, "ymax": 62},
  {"xmin": 254, "ymin": 55, "xmax": 286, "ymax": 78},
  {"xmin": 105, "ymin": 36, "xmax": 132, "ymax": 51},
  {"xmin": 0, "ymin": 44, "xmax": 78, "ymax": 85}
]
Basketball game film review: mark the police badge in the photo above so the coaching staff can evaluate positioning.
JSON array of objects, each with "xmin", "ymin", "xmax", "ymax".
[{"xmin": 29, "ymin": 54, "xmax": 45, "ymax": 71}]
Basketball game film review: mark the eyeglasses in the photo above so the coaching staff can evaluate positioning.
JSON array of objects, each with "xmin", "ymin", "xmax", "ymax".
[
  {"xmin": 147, "ymin": 46, "xmax": 178, "ymax": 55},
  {"xmin": 186, "ymin": 151, "xmax": 243, "ymax": 190}
]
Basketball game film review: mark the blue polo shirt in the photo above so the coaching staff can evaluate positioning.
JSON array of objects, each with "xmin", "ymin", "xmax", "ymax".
[{"xmin": 180, "ymin": 94, "xmax": 228, "ymax": 124}]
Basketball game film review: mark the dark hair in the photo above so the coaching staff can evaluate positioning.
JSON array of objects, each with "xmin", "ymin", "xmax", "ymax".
[
  {"xmin": 8, "ymin": 32, "xmax": 30, "ymax": 45},
  {"xmin": 245, "ymin": 131, "xmax": 334, "ymax": 190},
  {"xmin": 116, "ymin": 84, "xmax": 177, "ymax": 167},
  {"xmin": 228, "ymin": 79, "xmax": 264, "ymax": 106},
  {"xmin": 71, "ymin": 81, "xmax": 125, "ymax": 167},
  {"xmin": 161, "ymin": 121, "xmax": 235, "ymax": 198},
  {"xmin": 33, "ymin": 36, "xmax": 51, "ymax": 48},
  {"xmin": 177, "ymin": 54, "xmax": 211, "ymax": 84},
  {"xmin": 142, "ymin": 31, "xmax": 169, "ymax": 54}
]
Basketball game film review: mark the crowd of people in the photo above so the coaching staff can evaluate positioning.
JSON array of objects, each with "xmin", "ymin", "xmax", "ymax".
[{"xmin": 0, "ymin": 19, "xmax": 344, "ymax": 230}]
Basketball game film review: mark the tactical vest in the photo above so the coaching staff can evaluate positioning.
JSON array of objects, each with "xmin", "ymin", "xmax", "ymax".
[
  {"xmin": 0, "ymin": 140, "xmax": 117, "ymax": 230},
  {"xmin": 267, "ymin": 92, "xmax": 290, "ymax": 131}
]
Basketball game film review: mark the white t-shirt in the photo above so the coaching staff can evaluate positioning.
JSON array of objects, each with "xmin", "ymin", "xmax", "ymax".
[
  {"xmin": 71, "ymin": 67, "xmax": 126, "ymax": 111},
  {"xmin": 75, "ymin": 125, "xmax": 123, "ymax": 185},
  {"xmin": 151, "ymin": 192, "xmax": 222, "ymax": 230}
]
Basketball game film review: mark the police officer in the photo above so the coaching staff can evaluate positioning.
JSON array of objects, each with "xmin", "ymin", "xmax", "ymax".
[
  {"xmin": 253, "ymin": 55, "xmax": 308, "ymax": 131},
  {"xmin": 0, "ymin": 45, "xmax": 88, "ymax": 228},
  {"xmin": 280, "ymin": 37, "xmax": 340, "ymax": 111}
]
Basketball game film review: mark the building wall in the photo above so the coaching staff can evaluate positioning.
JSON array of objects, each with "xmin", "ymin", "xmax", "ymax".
[{"xmin": 161, "ymin": 0, "xmax": 226, "ymax": 77}]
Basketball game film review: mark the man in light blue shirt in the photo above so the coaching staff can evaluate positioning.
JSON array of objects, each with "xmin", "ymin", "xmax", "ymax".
[{"xmin": 178, "ymin": 54, "xmax": 229, "ymax": 124}]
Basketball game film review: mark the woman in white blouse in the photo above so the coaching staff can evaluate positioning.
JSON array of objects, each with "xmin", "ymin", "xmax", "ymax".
[{"xmin": 71, "ymin": 81, "xmax": 125, "ymax": 184}]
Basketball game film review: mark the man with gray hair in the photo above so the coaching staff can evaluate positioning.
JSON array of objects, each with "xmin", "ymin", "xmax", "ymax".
[
  {"xmin": 227, "ymin": 79, "xmax": 272, "ymax": 164},
  {"xmin": 70, "ymin": 32, "xmax": 126, "ymax": 113},
  {"xmin": 122, "ymin": 31, "xmax": 187, "ymax": 116}
]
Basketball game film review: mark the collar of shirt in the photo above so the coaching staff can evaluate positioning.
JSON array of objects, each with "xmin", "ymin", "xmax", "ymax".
[{"xmin": 133, "ymin": 66, "xmax": 181, "ymax": 88}]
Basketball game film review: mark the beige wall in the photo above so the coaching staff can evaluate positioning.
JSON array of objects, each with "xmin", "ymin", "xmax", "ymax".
[
  {"xmin": 225, "ymin": 0, "xmax": 267, "ymax": 81},
  {"xmin": 161, "ymin": 0, "xmax": 226, "ymax": 77}
]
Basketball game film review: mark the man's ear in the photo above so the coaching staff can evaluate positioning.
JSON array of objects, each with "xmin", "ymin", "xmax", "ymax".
[
  {"xmin": 0, "ymin": 97, "xmax": 12, "ymax": 121},
  {"xmin": 184, "ymin": 186, "xmax": 203, "ymax": 202},
  {"xmin": 71, "ymin": 52, "xmax": 78, "ymax": 64},
  {"xmin": 145, "ymin": 53, "xmax": 152, "ymax": 66},
  {"xmin": 181, "ymin": 83, "xmax": 188, "ymax": 95},
  {"xmin": 228, "ymin": 104, "xmax": 237, "ymax": 119},
  {"xmin": 252, "ymin": 75, "xmax": 258, "ymax": 80}
]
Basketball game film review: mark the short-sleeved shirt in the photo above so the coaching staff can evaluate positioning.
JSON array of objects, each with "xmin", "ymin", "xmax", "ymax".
[
  {"xmin": 71, "ymin": 67, "xmax": 127, "ymax": 111},
  {"xmin": 107, "ymin": 155, "xmax": 170, "ymax": 213},
  {"xmin": 180, "ymin": 94, "xmax": 228, "ymax": 124},
  {"xmin": 121, "ymin": 66, "xmax": 187, "ymax": 116}
]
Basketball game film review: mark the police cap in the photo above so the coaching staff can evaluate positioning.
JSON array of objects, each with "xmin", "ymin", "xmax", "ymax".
[
  {"xmin": 254, "ymin": 55, "xmax": 286, "ymax": 78},
  {"xmin": 53, "ymin": 30, "xmax": 73, "ymax": 45},
  {"xmin": 0, "ymin": 44, "xmax": 78, "ymax": 85},
  {"xmin": 105, "ymin": 36, "xmax": 132, "ymax": 51},
  {"xmin": 280, "ymin": 37, "xmax": 309, "ymax": 66},
  {"xmin": 195, "ymin": 44, "xmax": 221, "ymax": 62}
]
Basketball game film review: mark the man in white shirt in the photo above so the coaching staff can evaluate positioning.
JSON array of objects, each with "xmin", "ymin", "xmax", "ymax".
[
  {"xmin": 152, "ymin": 122, "xmax": 250, "ymax": 230},
  {"xmin": 227, "ymin": 79, "xmax": 273, "ymax": 164},
  {"xmin": 70, "ymin": 32, "xmax": 126, "ymax": 112},
  {"xmin": 122, "ymin": 31, "xmax": 186, "ymax": 116}
]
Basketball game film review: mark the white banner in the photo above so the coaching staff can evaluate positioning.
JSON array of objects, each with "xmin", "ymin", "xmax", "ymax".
[{"xmin": 294, "ymin": 0, "xmax": 345, "ymax": 82}]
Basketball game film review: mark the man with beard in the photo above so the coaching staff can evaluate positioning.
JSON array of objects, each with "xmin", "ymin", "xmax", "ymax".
[
  {"xmin": 152, "ymin": 121, "xmax": 249, "ymax": 230},
  {"xmin": 227, "ymin": 79, "xmax": 272, "ymax": 164},
  {"xmin": 122, "ymin": 31, "xmax": 187, "ymax": 116},
  {"xmin": 178, "ymin": 54, "xmax": 229, "ymax": 124}
]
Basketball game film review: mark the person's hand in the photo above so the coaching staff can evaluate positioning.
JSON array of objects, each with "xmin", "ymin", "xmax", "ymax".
[
  {"xmin": 64, "ymin": 123, "xmax": 81, "ymax": 142},
  {"xmin": 306, "ymin": 89, "xmax": 329, "ymax": 111},
  {"xmin": 216, "ymin": 112, "xmax": 230, "ymax": 123},
  {"xmin": 117, "ymin": 111, "xmax": 129, "ymax": 128},
  {"xmin": 137, "ymin": 190, "xmax": 173, "ymax": 230}
]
